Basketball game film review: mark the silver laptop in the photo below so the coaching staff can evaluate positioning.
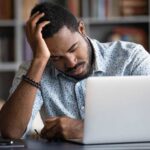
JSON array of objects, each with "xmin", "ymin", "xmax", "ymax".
[{"xmin": 68, "ymin": 76, "xmax": 150, "ymax": 144}]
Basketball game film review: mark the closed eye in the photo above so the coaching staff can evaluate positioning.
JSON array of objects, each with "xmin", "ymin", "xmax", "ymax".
[
  {"xmin": 51, "ymin": 56, "xmax": 62, "ymax": 61},
  {"xmin": 68, "ymin": 43, "xmax": 78, "ymax": 53},
  {"xmin": 69, "ymin": 48, "xmax": 76, "ymax": 53}
]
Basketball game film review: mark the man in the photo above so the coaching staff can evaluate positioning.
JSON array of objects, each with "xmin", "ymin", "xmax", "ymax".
[{"xmin": 0, "ymin": 2, "xmax": 150, "ymax": 140}]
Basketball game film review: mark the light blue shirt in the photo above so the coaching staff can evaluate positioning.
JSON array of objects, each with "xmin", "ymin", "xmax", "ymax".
[{"xmin": 9, "ymin": 39, "xmax": 150, "ymax": 134}]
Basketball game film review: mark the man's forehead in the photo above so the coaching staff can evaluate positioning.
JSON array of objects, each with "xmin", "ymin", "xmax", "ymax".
[
  {"xmin": 50, "ymin": 49, "xmax": 65, "ymax": 56},
  {"xmin": 45, "ymin": 32, "xmax": 79, "ymax": 55},
  {"xmin": 50, "ymin": 41, "xmax": 78, "ymax": 56}
]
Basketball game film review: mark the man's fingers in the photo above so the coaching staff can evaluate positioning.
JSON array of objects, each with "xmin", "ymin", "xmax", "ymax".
[
  {"xmin": 26, "ymin": 11, "xmax": 50, "ymax": 42},
  {"xmin": 32, "ymin": 12, "xmax": 45, "ymax": 26},
  {"xmin": 40, "ymin": 117, "xmax": 63, "ymax": 140},
  {"xmin": 45, "ymin": 117, "xmax": 58, "ymax": 123},
  {"xmin": 30, "ymin": 11, "xmax": 44, "ymax": 24},
  {"xmin": 27, "ymin": 12, "xmax": 45, "ymax": 31},
  {"xmin": 41, "ymin": 118, "xmax": 58, "ymax": 135},
  {"xmin": 36, "ymin": 21, "xmax": 50, "ymax": 33},
  {"xmin": 41, "ymin": 124, "xmax": 58, "ymax": 139},
  {"xmin": 30, "ymin": 11, "xmax": 40, "ymax": 20}
]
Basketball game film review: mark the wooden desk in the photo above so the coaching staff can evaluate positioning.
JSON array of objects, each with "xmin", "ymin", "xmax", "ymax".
[{"xmin": 4, "ymin": 139, "xmax": 150, "ymax": 150}]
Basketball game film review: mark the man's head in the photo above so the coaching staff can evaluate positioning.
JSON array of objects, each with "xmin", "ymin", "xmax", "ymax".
[
  {"xmin": 31, "ymin": 2, "xmax": 78, "ymax": 38},
  {"xmin": 31, "ymin": 2, "xmax": 93, "ymax": 80}
]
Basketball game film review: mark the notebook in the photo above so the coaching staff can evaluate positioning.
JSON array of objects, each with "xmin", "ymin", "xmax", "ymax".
[{"xmin": 68, "ymin": 76, "xmax": 150, "ymax": 144}]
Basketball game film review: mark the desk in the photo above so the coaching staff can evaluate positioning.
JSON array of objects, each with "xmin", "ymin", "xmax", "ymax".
[{"xmin": 2, "ymin": 139, "xmax": 150, "ymax": 150}]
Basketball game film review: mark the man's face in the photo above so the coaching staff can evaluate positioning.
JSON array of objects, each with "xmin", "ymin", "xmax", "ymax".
[{"xmin": 45, "ymin": 25, "xmax": 92, "ymax": 80}]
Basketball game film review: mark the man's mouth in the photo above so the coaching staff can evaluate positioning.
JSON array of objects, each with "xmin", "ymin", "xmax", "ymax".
[{"xmin": 66, "ymin": 62, "xmax": 85, "ymax": 76}]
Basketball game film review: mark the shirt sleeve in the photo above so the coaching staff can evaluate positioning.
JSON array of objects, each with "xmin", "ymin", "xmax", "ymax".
[
  {"xmin": 8, "ymin": 62, "xmax": 43, "ymax": 137},
  {"xmin": 129, "ymin": 44, "xmax": 150, "ymax": 75}
]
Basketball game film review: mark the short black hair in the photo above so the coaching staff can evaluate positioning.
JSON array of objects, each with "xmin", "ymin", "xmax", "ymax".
[{"xmin": 31, "ymin": 2, "xmax": 78, "ymax": 38}]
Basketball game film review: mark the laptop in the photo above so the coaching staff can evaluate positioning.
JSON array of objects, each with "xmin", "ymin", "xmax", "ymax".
[{"xmin": 68, "ymin": 76, "xmax": 150, "ymax": 144}]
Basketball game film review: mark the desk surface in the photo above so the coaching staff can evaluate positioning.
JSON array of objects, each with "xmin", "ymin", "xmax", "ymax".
[{"xmin": 2, "ymin": 139, "xmax": 150, "ymax": 150}]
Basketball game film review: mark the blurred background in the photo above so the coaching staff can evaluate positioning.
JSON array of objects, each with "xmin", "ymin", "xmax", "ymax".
[{"xmin": 0, "ymin": 0, "xmax": 149, "ymax": 102}]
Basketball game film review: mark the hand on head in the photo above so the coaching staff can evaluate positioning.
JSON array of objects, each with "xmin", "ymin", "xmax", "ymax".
[{"xmin": 25, "ymin": 11, "xmax": 51, "ymax": 61}]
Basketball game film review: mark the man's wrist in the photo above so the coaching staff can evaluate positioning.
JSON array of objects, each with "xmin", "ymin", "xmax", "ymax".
[
  {"xmin": 26, "ymin": 58, "xmax": 49, "ymax": 83},
  {"xmin": 32, "ymin": 57, "xmax": 49, "ymax": 67},
  {"xmin": 22, "ymin": 75, "xmax": 41, "ymax": 89}
]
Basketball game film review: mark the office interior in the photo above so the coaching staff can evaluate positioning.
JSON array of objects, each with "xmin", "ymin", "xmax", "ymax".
[{"xmin": 0, "ymin": 0, "xmax": 149, "ymax": 136}]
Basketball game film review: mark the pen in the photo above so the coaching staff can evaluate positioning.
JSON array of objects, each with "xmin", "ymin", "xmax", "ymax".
[{"xmin": 34, "ymin": 129, "xmax": 41, "ymax": 138}]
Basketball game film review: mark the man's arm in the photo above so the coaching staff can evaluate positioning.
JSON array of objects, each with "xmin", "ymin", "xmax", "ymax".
[
  {"xmin": 0, "ymin": 12, "xmax": 50, "ymax": 139},
  {"xmin": 129, "ymin": 44, "xmax": 150, "ymax": 75}
]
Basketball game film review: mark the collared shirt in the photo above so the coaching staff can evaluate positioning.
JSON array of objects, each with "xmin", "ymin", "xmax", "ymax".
[{"xmin": 9, "ymin": 39, "xmax": 150, "ymax": 134}]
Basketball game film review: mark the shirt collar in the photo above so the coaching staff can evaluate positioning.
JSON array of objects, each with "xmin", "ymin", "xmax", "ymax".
[
  {"xmin": 88, "ymin": 38, "xmax": 106, "ymax": 74},
  {"xmin": 54, "ymin": 67, "xmax": 60, "ymax": 77},
  {"xmin": 52, "ymin": 38, "xmax": 106, "ymax": 77},
  {"xmin": 46, "ymin": 61, "xmax": 60, "ymax": 77}
]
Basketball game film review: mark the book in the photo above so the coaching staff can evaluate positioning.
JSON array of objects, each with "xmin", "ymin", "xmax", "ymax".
[
  {"xmin": 121, "ymin": 0, "xmax": 148, "ymax": 7},
  {"xmin": 89, "ymin": 0, "xmax": 106, "ymax": 19},
  {"xmin": 106, "ymin": 27, "xmax": 148, "ymax": 49},
  {"xmin": 98, "ymin": 0, "xmax": 106, "ymax": 19},
  {"xmin": 106, "ymin": 0, "xmax": 121, "ymax": 18},
  {"xmin": 0, "ymin": 28, "xmax": 14, "ymax": 62},
  {"xmin": 67, "ymin": 0, "xmax": 81, "ymax": 17},
  {"xmin": 0, "ymin": 0, "xmax": 13, "ymax": 20},
  {"xmin": 22, "ymin": 0, "xmax": 40, "ymax": 21},
  {"xmin": 121, "ymin": 7, "xmax": 148, "ymax": 16},
  {"xmin": 90, "ymin": 0, "xmax": 98, "ymax": 18},
  {"xmin": 120, "ymin": 0, "xmax": 148, "ymax": 16}
]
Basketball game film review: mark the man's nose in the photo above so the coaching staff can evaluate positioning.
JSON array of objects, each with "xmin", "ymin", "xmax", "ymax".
[{"xmin": 65, "ymin": 54, "xmax": 77, "ymax": 68}]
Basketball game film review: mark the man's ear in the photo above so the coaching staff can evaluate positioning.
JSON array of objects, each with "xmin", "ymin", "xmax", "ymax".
[{"xmin": 78, "ymin": 20, "xmax": 86, "ymax": 35}]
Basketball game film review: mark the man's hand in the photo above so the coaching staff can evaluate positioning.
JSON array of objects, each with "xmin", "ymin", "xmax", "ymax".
[
  {"xmin": 25, "ymin": 11, "xmax": 51, "ymax": 61},
  {"xmin": 40, "ymin": 116, "xmax": 83, "ymax": 140}
]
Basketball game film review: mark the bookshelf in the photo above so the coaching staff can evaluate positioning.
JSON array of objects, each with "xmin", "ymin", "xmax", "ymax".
[
  {"xmin": 82, "ymin": 0, "xmax": 149, "ymax": 51},
  {"xmin": 0, "ymin": 0, "xmax": 149, "ymax": 100},
  {"xmin": 0, "ymin": 0, "xmax": 21, "ymax": 100}
]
